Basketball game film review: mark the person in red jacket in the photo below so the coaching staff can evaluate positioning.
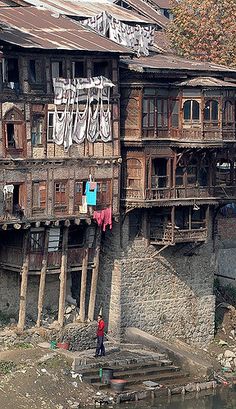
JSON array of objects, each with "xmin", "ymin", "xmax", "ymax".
[{"xmin": 95, "ymin": 315, "xmax": 105, "ymax": 357}]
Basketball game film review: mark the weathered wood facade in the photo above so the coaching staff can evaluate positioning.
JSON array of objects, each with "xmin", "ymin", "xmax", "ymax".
[
  {"xmin": 0, "ymin": 6, "xmax": 126, "ymax": 328},
  {"xmin": 120, "ymin": 65, "xmax": 236, "ymax": 247}
]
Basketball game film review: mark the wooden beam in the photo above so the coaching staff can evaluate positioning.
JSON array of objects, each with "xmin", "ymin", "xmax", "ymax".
[
  {"xmin": 88, "ymin": 228, "xmax": 101, "ymax": 321},
  {"xmin": 36, "ymin": 228, "xmax": 50, "ymax": 328},
  {"xmin": 79, "ymin": 246, "xmax": 89, "ymax": 322},
  {"xmin": 18, "ymin": 230, "xmax": 30, "ymax": 331},
  {"xmin": 58, "ymin": 226, "xmax": 69, "ymax": 326}
]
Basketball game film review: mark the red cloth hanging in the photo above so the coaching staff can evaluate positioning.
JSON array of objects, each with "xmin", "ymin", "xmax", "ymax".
[{"xmin": 93, "ymin": 207, "xmax": 112, "ymax": 231}]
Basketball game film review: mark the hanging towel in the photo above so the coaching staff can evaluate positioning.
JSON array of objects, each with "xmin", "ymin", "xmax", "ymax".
[
  {"xmin": 85, "ymin": 181, "xmax": 97, "ymax": 205},
  {"xmin": 93, "ymin": 207, "xmax": 112, "ymax": 231}
]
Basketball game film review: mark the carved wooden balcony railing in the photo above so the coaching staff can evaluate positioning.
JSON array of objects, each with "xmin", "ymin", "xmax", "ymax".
[{"xmin": 150, "ymin": 226, "xmax": 207, "ymax": 245}]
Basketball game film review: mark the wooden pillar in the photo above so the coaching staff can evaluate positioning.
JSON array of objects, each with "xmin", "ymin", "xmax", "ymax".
[
  {"xmin": 88, "ymin": 228, "xmax": 101, "ymax": 321},
  {"xmin": 58, "ymin": 226, "xmax": 69, "ymax": 326},
  {"xmin": 171, "ymin": 206, "xmax": 175, "ymax": 244},
  {"xmin": 79, "ymin": 246, "xmax": 89, "ymax": 322},
  {"xmin": 189, "ymin": 206, "xmax": 192, "ymax": 230},
  {"xmin": 36, "ymin": 228, "xmax": 50, "ymax": 327},
  {"xmin": 18, "ymin": 230, "xmax": 30, "ymax": 331}
]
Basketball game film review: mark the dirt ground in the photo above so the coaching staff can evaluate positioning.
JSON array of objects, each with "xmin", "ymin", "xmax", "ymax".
[{"xmin": 0, "ymin": 346, "xmax": 96, "ymax": 409}]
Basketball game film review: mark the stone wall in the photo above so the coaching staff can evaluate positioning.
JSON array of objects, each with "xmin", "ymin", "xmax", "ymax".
[
  {"xmin": 97, "ymin": 213, "xmax": 216, "ymax": 348},
  {"xmin": 0, "ymin": 270, "xmax": 62, "ymax": 321},
  {"xmin": 215, "ymin": 213, "xmax": 236, "ymax": 286}
]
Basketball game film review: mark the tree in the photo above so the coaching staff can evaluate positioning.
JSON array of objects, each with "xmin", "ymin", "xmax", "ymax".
[{"xmin": 168, "ymin": 0, "xmax": 236, "ymax": 67}]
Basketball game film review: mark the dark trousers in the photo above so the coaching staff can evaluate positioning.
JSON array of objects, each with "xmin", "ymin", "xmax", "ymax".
[{"xmin": 95, "ymin": 335, "xmax": 105, "ymax": 357}]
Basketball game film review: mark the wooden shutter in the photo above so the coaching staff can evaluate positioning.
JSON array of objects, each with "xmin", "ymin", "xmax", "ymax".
[{"xmin": 39, "ymin": 182, "xmax": 46, "ymax": 208}]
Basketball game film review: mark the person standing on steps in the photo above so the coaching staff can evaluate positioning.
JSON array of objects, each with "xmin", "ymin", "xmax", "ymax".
[{"xmin": 95, "ymin": 315, "xmax": 105, "ymax": 357}]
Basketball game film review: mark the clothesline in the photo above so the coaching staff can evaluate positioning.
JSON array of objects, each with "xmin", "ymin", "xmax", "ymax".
[
  {"xmin": 53, "ymin": 76, "xmax": 114, "ymax": 149},
  {"xmin": 81, "ymin": 11, "xmax": 155, "ymax": 57}
]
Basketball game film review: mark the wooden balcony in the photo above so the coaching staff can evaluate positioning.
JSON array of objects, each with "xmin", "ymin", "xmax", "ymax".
[
  {"xmin": 150, "ymin": 226, "xmax": 207, "ymax": 245},
  {"xmin": 0, "ymin": 245, "xmax": 95, "ymax": 274},
  {"xmin": 122, "ymin": 184, "xmax": 236, "ymax": 205},
  {"xmin": 142, "ymin": 125, "xmax": 236, "ymax": 142}
]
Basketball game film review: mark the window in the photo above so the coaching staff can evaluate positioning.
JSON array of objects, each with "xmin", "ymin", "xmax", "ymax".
[
  {"xmin": 3, "ymin": 58, "xmax": 19, "ymax": 88},
  {"xmin": 31, "ymin": 114, "xmax": 44, "ymax": 145},
  {"xmin": 176, "ymin": 166, "xmax": 184, "ymax": 186},
  {"xmin": 204, "ymin": 100, "xmax": 219, "ymax": 121},
  {"xmin": 143, "ymin": 98, "xmax": 155, "ymax": 128},
  {"xmin": 51, "ymin": 61, "xmax": 63, "ymax": 78},
  {"xmin": 183, "ymin": 100, "xmax": 200, "ymax": 122},
  {"xmin": 97, "ymin": 180, "xmax": 111, "ymax": 206},
  {"xmin": 72, "ymin": 61, "xmax": 84, "ymax": 78},
  {"xmin": 223, "ymin": 101, "xmax": 234, "ymax": 125},
  {"xmin": 32, "ymin": 181, "xmax": 46, "ymax": 209},
  {"xmin": 47, "ymin": 111, "xmax": 63, "ymax": 141},
  {"xmin": 54, "ymin": 181, "xmax": 67, "ymax": 208},
  {"xmin": 93, "ymin": 61, "xmax": 110, "ymax": 77},
  {"xmin": 124, "ymin": 159, "xmax": 142, "ymax": 189},
  {"xmin": 30, "ymin": 230, "xmax": 44, "ymax": 252},
  {"xmin": 29, "ymin": 59, "xmax": 43, "ymax": 84},
  {"xmin": 3, "ymin": 108, "xmax": 25, "ymax": 151},
  {"xmin": 170, "ymin": 99, "xmax": 179, "ymax": 128},
  {"xmin": 68, "ymin": 225, "xmax": 85, "ymax": 247},
  {"xmin": 74, "ymin": 181, "xmax": 83, "ymax": 208},
  {"xmin": 142, "ymin": 97, "xmax": 168, "ymax": 129}
]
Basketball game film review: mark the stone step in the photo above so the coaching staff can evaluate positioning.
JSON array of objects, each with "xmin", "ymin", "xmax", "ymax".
[
  {"xmin": 79, "ymin": 359, "xmax": 174, "ymax": 377},
  {"xmin": 83, "ymin": 365, "xmax": 180, "ymax": 384},
  {"xmin": 73, "ymin": 355, "xmax": 170, "ymax": 371},
  {"xmin": 92, "ymin": 370, "xmax": 189, "ymax": 389}
]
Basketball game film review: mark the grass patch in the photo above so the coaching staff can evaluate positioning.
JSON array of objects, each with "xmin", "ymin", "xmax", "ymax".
[{"xmin": 0, "ymin": 361, "xmax": 16, "ymax": 375}]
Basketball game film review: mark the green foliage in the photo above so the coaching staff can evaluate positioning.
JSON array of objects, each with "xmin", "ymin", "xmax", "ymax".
[
  {"xmin": 168, "ymin": 0, "xmax": 236, "ymax": 67},
  {"xmin": 0, "ymin": 361, "xmax": 16, "ymax": 375}
]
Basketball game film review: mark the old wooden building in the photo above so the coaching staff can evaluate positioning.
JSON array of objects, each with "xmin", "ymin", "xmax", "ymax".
[{"xmin": 0, "ymin": 5, "xmax": 127, "ymax": 329}]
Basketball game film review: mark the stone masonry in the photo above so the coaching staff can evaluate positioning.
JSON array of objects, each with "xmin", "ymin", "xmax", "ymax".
[{"xmin": 97, "ymin": 214, "xmax": 216, "ymax": 348}]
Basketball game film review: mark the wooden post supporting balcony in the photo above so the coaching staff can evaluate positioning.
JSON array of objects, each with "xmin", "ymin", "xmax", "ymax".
[
  {"xmin": 171, "ymin": 206, "xmax": 175, "ymax": 244},
  {"xmin": 58, "ymin": 226, "xmax": 68, "ymax": 326},
  {"xmin": 88, "ymin": 228, "xmax": 101, "ymax": 321},
  {"xmin": 36, "ymin": 228, "xmax": 50, "ymax": 327},
  {"xmin": 79, "ymin": 246, "xmax": 89, "ymax": 322},
  {"xmin": 18, "ymin": 230, "xmax": 30, "ymax": 331}
]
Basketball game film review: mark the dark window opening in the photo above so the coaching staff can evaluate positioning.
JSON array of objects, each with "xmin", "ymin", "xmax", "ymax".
[
  {"xmin": 129, "ymin": 210, "xmax": 143, "ymax": 240},
  {"xmin": 151, "ymin": 158, "xmax": 168, "ymax": 188},
  {"xmin": 29, "ymin": 59, "xmax": 43, "ymax": 84},
  {"xmin": 4, "ymin": 58, "xmax": 19, "ymax": 84},
  {"xmin": 223, "ymin": 101, "xmax": 234, "ymax": 125},
  {"xmin": 72, "ymin": 61, "xmax": 84, "ymax": 78},
  {"xmin": 93, "ymin": 61, "xmax": 110, "ymax": 77},
  {"xmin": 170, "ymin": 99, "xmax": 179, "ymax": 128},
  {"xmin": 68, "ymin": 225, "xmax": 86, "ymax": 248},
  {"xmin": 7, "ymin": 123, "xmax": 15, "ymax": 147}
]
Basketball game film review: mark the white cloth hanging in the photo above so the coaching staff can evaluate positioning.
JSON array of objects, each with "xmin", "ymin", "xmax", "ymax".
[
  {"xmin": 100, "ymin": 87, "xmax": 112, "ymax": 142},
  {"xmin": 87, "ymin": 89, "xmax": 100, "ymax": 143}
]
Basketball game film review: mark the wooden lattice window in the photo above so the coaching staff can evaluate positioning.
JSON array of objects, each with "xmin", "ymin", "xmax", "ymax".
[
  {"xmin": 32, "ymin": 181, "xmax": 47, "ymax": 209},
  {"xmin": 3, "ymin": 108, "xmax": 25, "ymax": 151},
  {"xmin": 124, "ymin": 158, "xmax": 142, "ymax": 189},
  {"xmin": 97, "ymin": 180, "xmax": 111, "ymax": 206},
  {"xmin": 204, "ymin": 100, "xmax": 219, "ymax": 122},
  {"xmin": 54, "ymin": 181, "xmax": 67, "ymax": 206},
  {"xmin": 183, "ymin": 100, "xmax": 200, "ymax": 122}
]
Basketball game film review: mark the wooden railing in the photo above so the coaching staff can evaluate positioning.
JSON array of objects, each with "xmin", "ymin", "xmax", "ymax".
[
  {"xmin": 142, "ymin": 125, "xmax": 236, "ymax": 141},
  {"xmin": 150, "ymin": 227, "xmax": 207, "ymax": 244}
]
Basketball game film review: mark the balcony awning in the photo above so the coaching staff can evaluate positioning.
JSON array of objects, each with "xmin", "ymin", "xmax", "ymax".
[{"xmin": 176, "ymin": 77, "xmax": 236, "ymax": 88}]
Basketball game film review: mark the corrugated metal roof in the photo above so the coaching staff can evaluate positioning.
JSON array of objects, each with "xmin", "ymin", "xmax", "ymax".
[
  {"xmin": 0, "ymin": 6, "xmax": 130, "ymax": 52},
  {"xmin": 177, "ymin": 77, "xmax": 236, "ymax": 88},
  {"xmin": 149, "ymin": 0, "xmax": 172, "ymax": 9},
  {"xmin": 154, "ymin": 31, "xmax": 172, "ymax": 53},
  {"xmin": 115, "ymin": 0, "xmax": 169, "ymax": 28},
  {"xmin": 17, "ymin": 0, "xmax": 152, "ymax": 23},
  {"xmin": 123, "ymin": 54, "xmax": 236, "ymax": 73}
]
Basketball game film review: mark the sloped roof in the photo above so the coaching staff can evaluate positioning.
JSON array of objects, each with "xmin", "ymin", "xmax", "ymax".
[
  {"xmin": 177, "ymin": 77, "xmax": 236, "ymax": 88},
  {"xmin": 115, "ymin": 0, "xmax": 169, "ymax": 28},
  {"xmin": 123, "ymin": 53, "xmax": 236, "ymax": 74},
  {"xmin": 0, "ymin": 6, "xmax": 130, "ymax": 52},
  {"xmin": 13, "ymin": 0, "xmax": 152, "ymax": 23}
]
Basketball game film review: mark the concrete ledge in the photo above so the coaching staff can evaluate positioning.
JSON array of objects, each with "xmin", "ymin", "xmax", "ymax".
[{"xmin": 124, "ymin": 327, "xmax": 214, "ymax": 379}]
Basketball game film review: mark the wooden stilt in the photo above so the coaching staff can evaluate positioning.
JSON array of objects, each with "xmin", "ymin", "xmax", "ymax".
[
  {"xmin": 88, "ymin": 228, "xmax": 101, "ymax": 321},
  {"xmin": 58, "ymin": 226, "xmax": 69, "ymax": 326},
  {"xmin": 18, "ymin": 230, "xmax": 30, "ymax": 331},
  {"xmin": 79, "ymin": 246, "xmax": 89, "ymax": 322},
  {"xmin": 36, "ymin": 228, "xmax": 50, "ymax": 327}
]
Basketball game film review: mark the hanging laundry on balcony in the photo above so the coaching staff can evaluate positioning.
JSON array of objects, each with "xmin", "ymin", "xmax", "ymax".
[
  {"xmin": 53, "ymin": 76, "xmax": 114, "ymax": 149},
  {"xmin": 81, "ymin": 11, "xmax": 155, "ymax": 57},
  {"xmin": 93, "ymin": 207, "xmax": 112, "ymax": 232},
  {"xmin": 85, "ymin": 181, "xmax": 97, "ymax": 206}
]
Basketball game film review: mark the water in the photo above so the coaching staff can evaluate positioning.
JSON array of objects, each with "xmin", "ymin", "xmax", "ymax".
[{"xmin": 120, "ymin": 388, "xmax": 236, "ymax": 409}]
